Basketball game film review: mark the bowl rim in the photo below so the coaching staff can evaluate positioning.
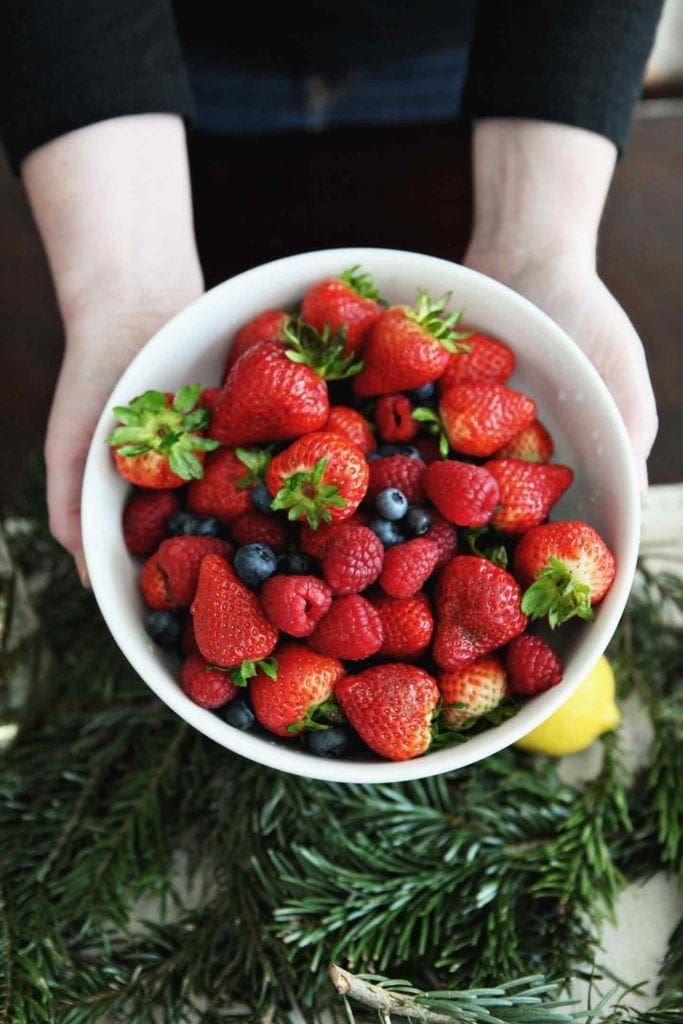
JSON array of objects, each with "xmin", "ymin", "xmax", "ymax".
[{"xmin": 82, "ymin": 246, "xmax": 640, "ymax": 783}]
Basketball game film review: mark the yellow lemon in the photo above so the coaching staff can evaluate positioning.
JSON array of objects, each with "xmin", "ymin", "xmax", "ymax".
[{"xmin": 515, "ymin": 656, "xmax": 620, "ymax": 756}]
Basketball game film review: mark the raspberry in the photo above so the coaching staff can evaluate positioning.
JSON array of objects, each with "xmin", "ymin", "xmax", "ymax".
[
  {"xmin": 506, "ymin": 635, "xmax": 563, "ymax": 696},
  {"xmin": 425, "ymin": 511, "xmax": 459, "ymax": 567},
  {"xmin": 140, "ymin": 555, "xmax": 177, "ymax": 611},
  {"xmin": 322, "ymin": 525, "xmax": 384, "ymax": 595},
  {"xmin": 366, "ymin": 454, "xmax": 426, "ymax": 506},
  {"xmin": 229, "ymin": 510, "xmax": 288, "ymax": 552},
  {"xmin": 371, "ymin": 591, "xmax": 434, "ymax": 658},
  {"xmin": 309, "ymin": 595, "xmax": 384, "ymax": 660},
  {"xmin": 186, "ymin": 448, "xmax": 254, "ymax": 523},
  {"xmin": 123, "ymin": 489, "xmax": 180, "ymax": 557},
  {"xmin": 260, "ymin": 575, "xmax": 333, "ymax": 637},
  {"xmin": 424, "ymin": 460, "xmax": 500, "ymax": 527},
  {"xmin": 375, "ymin": 394, "xmax": 418, "ymax": 443},
  {"xmin": 299, "ymin": 511, "xmax": 369, "ymax": 559},
  {"xmin": 324, "ymin": 406, "xmax": 377, "ymax": 454},
  {"xmin": 379, "ymin": 538, "xmax": 440, "ymax": 598},
  {"xmin": 180, "ymin": 655, "xmax": 239, "ymax": 708},
  {"xmin": 156, "ymin": 536, "xmax": 234, "ymax": 607}
]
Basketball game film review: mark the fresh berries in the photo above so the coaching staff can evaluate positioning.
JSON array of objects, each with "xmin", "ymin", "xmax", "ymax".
[
  {"xmin": 156, "ymin": 536, "xmax": 234, "ymax": 607},
  {"xmin": 168, "ymin": 510, "xmax": 221, "ymax": 537},
  {"xmin": 321, "ymin": 525, "xmax": 384, "ymax": 595},
  {"xmin": 505, "ymin": 635, "xmax": 563, "ymax": 695},
  {"xmin": 306, "ymin": 725, "xmax": 352, "ymax": 758},
  {"xmin": 145, "ymin": 610, "xmax": 182, "ymax": 647},
  {"xmin": 323, "ymin": 405, "xmax": 377, "ymax": 454},
  {"xmin": 424, "ymin": 460, "xmax": 500, "ymax": 528},
  {"xmin": 140, "ymin": 555, "xmax": 177, "ymax": 611},
  {"xmin": 484, "ymin": 459, "xmax": 573, "ymax": 534},
  {"xmin": 250, "ymin": 643, "xmax": 344, "ymax": 737},
  {"xmin": 366, "ymin": 454, "xmax": 426, "ymax": 506},
  {"xmin": 379, "ymin": 538, "xmax": 440, "ymax": 598},
  {"xmin": 375, "ymin": 487, "xmax": 409, "ymax": 521},
  {"xmin": 375, "ymin": 394, "xmax": 419, "ymax": 443},
  {"xmin": 439, "ymin": 382, "xmax": 536, "ymax": 457},
  {"xmin": 186, "ymin": 448, "xmax": 256, "ymax": 524},
  {"xmin": 224, "ymin": 309, "xmax": 290, "ymax": 376},
  {"xmin": 180, "ymin": 655, "xmax": 240, "ymax": 709},
  {"xmin": 220, "ymin": 696, "xmax": 255, "ymax": 730},
  {"xmin": 233, "ymin": 544, "xmax": 278, "ymax": 588},
  {"xmin": 371, "ymin": 591, "xmax": 434, "ymax": 658},
  {"xmin": 335, "ymin": 664, "xmax": 439, "ymax": 761},
  {"xmin": 439, "ymin": 655, "xmax": 508, "ymax": 728},
  {"xmin": 309, "ymin": 594, "xmax": 384, "ymax": 660},
  {"xmin": 494, "ymin": 419, "xmax": 554, "ymax": 463},
  {"xmin": 403, "ymin": 506, "xmax": 432, "ymax": 537},
  {"xmin": 123, "ymin": 489, "xmax": 180, "ymax": 556},
  {"xmin": 229, "ymin": 510, "xmax": 288, "ymax": 552},
  {"xmin": 437, "ymin": 332, "xmax": 515, "ymax": 390},
  {"xmin": 368, "ymin": 517, "xmax": 405, "ymax": 548},
  {"xmin": 424, "ymin": 511, "xmax": 459, "ymax": 567},
  {"xmin": 260, "ymin": 575, "xmax": 332, "ymax": 637},
  {"xmin": 301, "ymin": 266, "xmax": 383, "ymax": 354}
]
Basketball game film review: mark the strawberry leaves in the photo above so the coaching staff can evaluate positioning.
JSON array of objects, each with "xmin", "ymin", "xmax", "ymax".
[
  {"xmin": 521, "ymin": 556, "xmax": 595, "ymax": 628},
  {"xmin": 270, "ymin": 455, "xmax": 347, "ymax": 529},
  {"xmin": 283, "ymin": 318, "xmax": 363, "ymax": 381},
  {"xmin": 407, "ymin": 290, "xmax": 472, "ymax": 353}
]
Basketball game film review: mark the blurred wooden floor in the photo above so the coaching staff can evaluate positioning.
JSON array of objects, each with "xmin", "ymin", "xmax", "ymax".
[{"xmin": 1, "ymin": 105, "xmax": 681, "ymax": 508}]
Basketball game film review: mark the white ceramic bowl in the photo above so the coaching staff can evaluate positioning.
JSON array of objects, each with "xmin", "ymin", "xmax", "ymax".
[{"xmin": 82, "ymin": 247, "xmax": 639, "ymax": 783}]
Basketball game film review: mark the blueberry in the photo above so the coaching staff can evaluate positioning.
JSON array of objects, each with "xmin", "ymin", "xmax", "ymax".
[
  {"xmin": 233, "ymin": 544, "xmax": 278, "ymax": 587},
  {"xmin": 252, "ymin": 480, "xmax": 274, "ymax": 514},
  {"xmin": 306, "ymin": 726, "xmax": 351, "ymax": 758},
  {"xmin": 408, "ymin": 381, "xmax": 436, "ymax": 403},
  {"xmin": 369, "ymin": 516, "xmax": 404, "ymax": 547},
  {"xmin": 404, "ymin": 506, "xmax": 433, "ymax": 536},
  {"xmin": 144, "ymin": 611, "xmax": 181, "ymax": 647},
  {"xmin": 375, "ymin": 487, "xmax": 408, "ymax": 521},
  {"xmin": 220, "ymin": 697, "xmax": 255, "ymax": 731},
  {"xmin": 168, "ymin": 510, "xmax": 220, "ymax": 537},
  {"xmin": 377, "ymin": 442, "xmax": 400, "ymax": 457},
  {"xmin": 279, "ymin": 551, "xmax": 318, "ymax": 575},
  {"xmin": 395, "ymin": 444, "xmax": 422, "ymax": 460}
]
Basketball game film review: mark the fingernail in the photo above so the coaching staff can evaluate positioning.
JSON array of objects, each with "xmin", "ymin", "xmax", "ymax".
[{"xmin": 75, "ymin": 553, "xmax": 90, "ymax": 589}]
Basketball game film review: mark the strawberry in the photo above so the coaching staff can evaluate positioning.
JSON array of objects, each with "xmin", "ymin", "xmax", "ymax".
[
  {"xmin": 224, "ymin": 309, "xmax": 290, "ymax": 377},
  {"xmin": 229, "ymin": 510, "xmax": 288, "ymax": 552},
  {"xmin": 211, "ymin": 317, "xmax": 361, "ymax": 447},
  {"xmin": 323, "ymin": 405, "xmax": 377, "ymax": 454},
  {"xmin": 437, "ymin": 332, "xmax": 515, "ymax": 390},
  {"xmin": 484, "ymin": 459, "xmax": 573, "ymax": 534},
  {"xmin": 366, "ymin": 454, "xmax": 426, "ymax": 506},
  {"xmin": 374, "ymin": 394, "xmax": 419, "ymax": 443},
  {"xmin": 354, "ymin": 290, "xmax": 470, "ymax": 396},
  {"xmin": 513, "ymin": 520, "xmax": 616, "ymax": 627},
  {"xmin": 505, "ymin": 635, "xmax": 563, "ymax": 695},
  {"xmin": 439, "ymin": 382, "xmax": 536, "ymax": 457},
  {"xmin": 107, "ymin": 384, "xmax": 219, "ymax": 487},
  {"xmin": 299, "ymin": 511, "xmax": 369, "ymax": 559},
  {"xmin": 200, "ymin": 387, "xmax": 222, "ymax": 416},
  {"xmin": 438, "ymin": 655, "xmax": 508, "ymax": 728},
  {"xmin": 335, "ymin": 664, "xmax": 439, "ymax": 761},
  {"xmin": 266, "ymin": 432, "xmax": 369, "ymax": 528},
  {"xmin": 433, "ymin": 555, "xmax": 528, "ymax": 670},
  {"xmin": 250, "ymin": 642, "xmax": 344, "ymax": 737},
  {"xmin": 180, "ymin": 655, "xmax": 240, "ymax": 709},
  {"xmin": 309, "ymin": 594, "xmax": 384, "ymax": 660},
  {"xmin": 371, "ymin": 591, "xmax": 434, "ymax": 658},
  {"xmin": 260, "ymin": 575, "xmax": 333, "ymax": 637},
  {"xmin": 156, "ymin": 536, "xmax": 233, "ymax": 607},
  {"xmin": 494, "ymin": 419, "xmax": 554, "ymax": 463},
  {"xmin": 301, "ymin": 266, "xmax": 384, "ymax": 354},
  {"xmin": 423, "ymin": 460, "xmax": 500, "ymax": 528},
  {"xmin": 140, "ymin": 555, "xmax": 177, "ymax": 611},
  {"xmin": 187, "ymin": 447, "xmax": 269, "ymax": 523},
  {"xmin": 321, "ymin": 525, "xmax": 384, "ymax": 594},
  {"xmin": 424, "ymin": 511, "xmax": 459, "ymax": 567},
  {"xmin": 379, "ymin": 538, "xmax": 440, "ymax": 598},
  {"xmin": 123, "ymin": 489, "xmax": 180, "ymax": 556},
  {"xmin": 190, "ymin": 554, "xmax": 278, "ymax": 672}
]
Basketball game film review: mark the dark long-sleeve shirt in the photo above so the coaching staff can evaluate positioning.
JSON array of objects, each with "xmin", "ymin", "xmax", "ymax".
[{"xmin": 1, "ymin": 0, "xmax": 664, "ymax": 169}]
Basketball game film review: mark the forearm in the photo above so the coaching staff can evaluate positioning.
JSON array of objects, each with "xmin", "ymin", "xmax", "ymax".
[
  {"xmin": 22, "ymin": 112, "xmax": 203, "ymax": 331},
  {"xmin": 466, "ymin": 119, "xmax": 616, "ymax": 266}
]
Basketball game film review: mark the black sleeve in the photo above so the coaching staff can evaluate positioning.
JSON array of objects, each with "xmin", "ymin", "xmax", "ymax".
[
  {"xmin": 1, "ymin": 0, "xmax": 195, "ymax": 171},
  {"xmin": 462, "ymin": 0, "xmax": 664, "ymax": 154}
]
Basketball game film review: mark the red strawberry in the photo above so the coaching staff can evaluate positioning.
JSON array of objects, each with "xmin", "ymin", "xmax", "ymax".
[
  {"xmin": 484, "ymin": 459, "xmax": 573, "ymax": 534},
  {"xmin": 107, "ymin": 384, "xmax": 219, "ymax": 487},
  {"xmin": 437, "ymin": 332, "xmax": 515, "ymax": 390},
  {"xmin": 366, "ymin": 454, "xmax": 426, "ymax": 506},
  {"xmin": 309, "ymin": 594, "xmax": 384, "ymax": 660},
  {"xmin": 180, "ymin": 655, "xmax": 240, "ymax": 709},
  {"xmin": 191, "ymin": 554, "xmax": 278, "ymax": 669},
  {"xmin": 439, "ymin": 382, "xmax": 536, "ymax": 457},
  {"xmin": 229, "ymin": 510, "xmax": 288, "ymax": 552},
  {"xmin": 513, "ymin": 521, "xmax": 616, "ymax": 627},
  {"xmin": 123, "ymin": 489, "xmax": 180, "ymax": 556},
  {"xmin": 324, "ymin": 405, "xmax": 377, "ymax": 454},
  {"xmin": 335, "ymin": 664, "xmax": 439, "ymax": 761},
  {"xmin": 250, "ymin": 642, "xmax": 344, "ymax": 737},
  {"xmin": 200, "ymin": 387, "xmax": 222, "ymax": 416},
  {"xmin": 224, "ymin": 309, "xmax": 290, "ymax": 376},
  {"xmin": 505, "ymin": 635, "xmax": 563, "ymax": 695},
  {"xmin": 260, "ymin": 575, "xmax": 333, "ymax": 637},
  {"xmin": 494, "ymin": 420, "xmax": 554, "ymax": 463},
  {"xmin": 424, "ymin": 511, "xmax": 459, "ymax": 567},
  {"xmin": 374, "ymin": 394, "xmax": 419, "ymax": 443},
  {"xmin": 321, "ymin": 525, "xmax": 384, "ymax": 595},
  {"xmin": 433, "ymin": 555, "xmax": 528, "ymax": 670},
  {"xmin": 371, "ymin": 591, "xmax": 434, "ymax": 658},
  {"xmin": 301, "ymin": 266, "xmax": 383, "ymax": 354},
  {"xmin": 438, "ymin": 655, "xmax": 508, "ymax": 728},
  {"xmin": 266, "ymin": 432, "xmax": 369, "ymax": 528},
  {"xmin": 379, "ymin": 538, "xmax": 440, "ymax": 598},
  {"xmin": 354, "ymin": 290, "xmax": 470, "ymax": 396},
  {"xmin": 140, "ymin": 555, "xmax": 177, "ymax": 611},
  {"xmin": 299, "ymin": 511, "xmax": 370, "ymax": 559},
  {"xmin": 424, "ymin": 460, "xmax": 499, "ymax": 528},
  {"xmin": 156, "ymin": 536, "xmax": 233, "ymax": 607},
  {"xmin": 186, "ymin": 447, "xmax": 268, "ymax": 523}
]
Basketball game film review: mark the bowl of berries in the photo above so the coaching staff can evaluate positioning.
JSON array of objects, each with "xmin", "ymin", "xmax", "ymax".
[{"xmin": 81, "ymin": 247, "xmax": 639, "ymax": 782}]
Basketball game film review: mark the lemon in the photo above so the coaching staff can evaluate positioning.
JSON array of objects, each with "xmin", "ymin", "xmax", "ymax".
[{"xmin": 515, "ymin": 656, "xmax": 620, "ymax": 756}]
